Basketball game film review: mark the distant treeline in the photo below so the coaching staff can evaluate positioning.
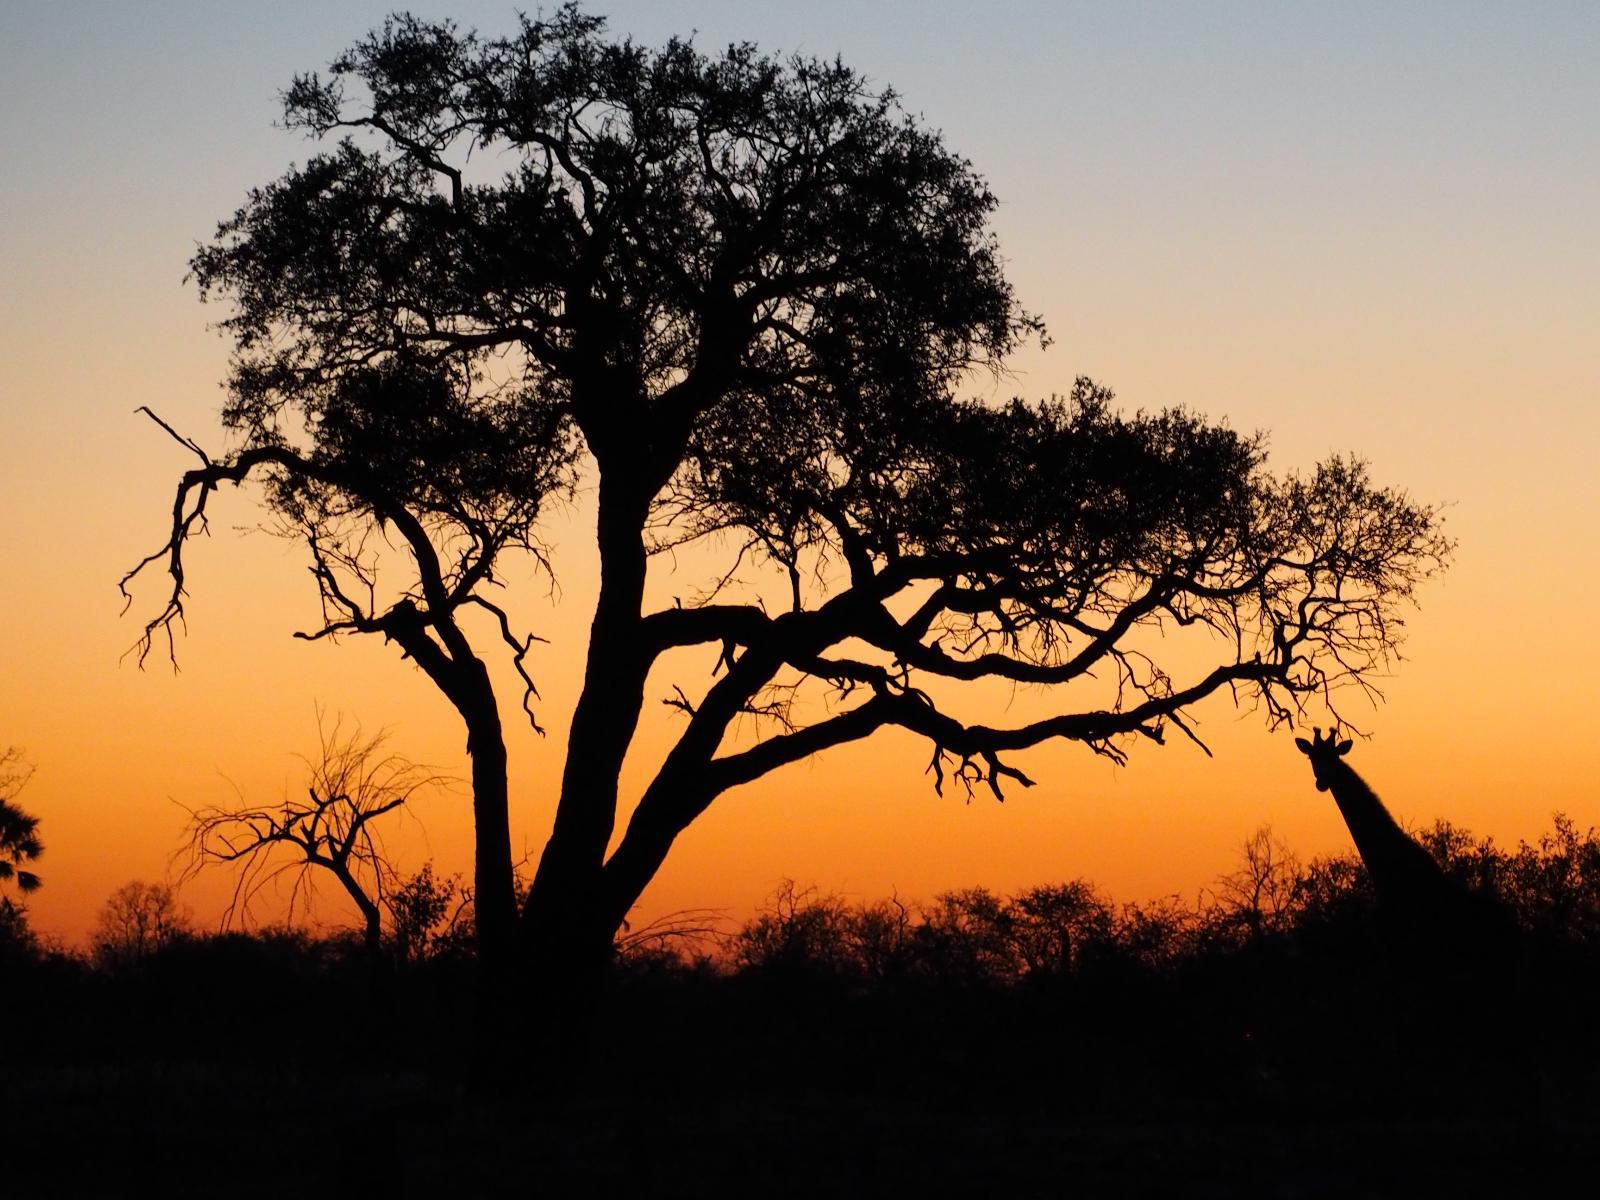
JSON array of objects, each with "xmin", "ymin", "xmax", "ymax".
[
  {"xmin": 715, "ymin": 814, "xmax": 1600, "ymax": 984},
  {"xmin": 6, "ymin": 815, "xmax": 1600, "ymax": 1118}
]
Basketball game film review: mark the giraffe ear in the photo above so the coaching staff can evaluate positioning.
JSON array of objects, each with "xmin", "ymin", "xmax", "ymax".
[
  {"xmin": 1294, "ymin": 738, "xmax": 1312, "ymax": 755},
  {"xmin": 1336, "ymin": 739, "xmax": 1353, "ymax": 756}
]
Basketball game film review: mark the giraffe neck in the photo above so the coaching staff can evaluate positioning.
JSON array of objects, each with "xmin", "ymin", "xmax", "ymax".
[{"xmin": 1322, "ymin": 760, "xmax": 1443, "ymax": 900}]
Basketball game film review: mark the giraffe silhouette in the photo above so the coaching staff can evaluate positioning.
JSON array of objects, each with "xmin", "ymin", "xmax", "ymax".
[
  {"xmin": 1294, "ymin": 728, "xmax": 1528, "ymax": 1100},
  {"xmin": 1294, "ymin": 727, "xmax": 1516, "ymax": 959}
]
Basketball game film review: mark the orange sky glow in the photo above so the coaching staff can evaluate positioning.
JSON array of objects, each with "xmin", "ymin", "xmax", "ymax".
[{"xmin": 2, "ymin": 2, "xmax": 1597, "ymax": 947}]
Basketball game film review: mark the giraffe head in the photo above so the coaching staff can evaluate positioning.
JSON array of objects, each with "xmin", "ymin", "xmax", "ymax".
[{"xmin": 1294, "ymin": 727, "xmax": 1352, "ymax": 792}]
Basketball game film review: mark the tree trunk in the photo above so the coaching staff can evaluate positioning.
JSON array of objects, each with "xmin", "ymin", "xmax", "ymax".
[
  {"xmin": 465, "ymin": 697, "xmax": 516, "ymax": 986},
  {"xmin": 518, "ymin": 468, "xmax": 655, "ymax": 1080},
  {"xmin": 517, "ymin": 884, "xmax": 618, "ymax": 1092},
  {"xmin": 459, "ymin": 687, "xmax": 524, "ymax": 1091},
  {"xmin": 386, "ymin": 636, "xmax": 518, "ymax": 1092},
  {"xmin": 361, "ymin": 903, "xmax": 383, "ymax": 962},
  {"xmin": 387, "ymin": 621, "xmax": 520, "ymax": 1007}
]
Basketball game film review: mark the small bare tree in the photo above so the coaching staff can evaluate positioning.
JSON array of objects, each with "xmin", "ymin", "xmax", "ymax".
[
  {"xmin": 92, "ymin": 881, "xmax": 190, "ymax": 968},
  {"xmin": 1209, "ymin": 825, "xmax": 1304, "ymax": 939},
  {"xmin": 180, "ymin": 716, "xmax": 447, "ymax": 959}
]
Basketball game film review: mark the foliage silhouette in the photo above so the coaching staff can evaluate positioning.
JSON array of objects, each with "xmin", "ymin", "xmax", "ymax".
[
  {"xmin": 0, "ymin": 894, "xmax": 39, "ymax": 968},
  {"xmin": 0, "ymin": 746, "xmax": 42, "ymax": 897},
  {"xmin": 122, "ymin": 6, "xmax": 1450, "ymax": 1046},
  {"xmin": 0, "ymin": 748, "xmax": 44, "ymax": 972},
  {"xmin": 387, "ymin": 860, "xmax": 474, "ymax": 967}
]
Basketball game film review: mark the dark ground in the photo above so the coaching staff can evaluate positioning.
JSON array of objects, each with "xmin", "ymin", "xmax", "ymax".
[{"xmin": 6, "ymin": 1058, "xmax": 1595, "ymax": 1198}]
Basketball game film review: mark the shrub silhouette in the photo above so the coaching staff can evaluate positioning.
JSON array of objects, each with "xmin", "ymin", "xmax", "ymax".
[{"xmin": 387, "ymin": 861, "xmax": 472, "ymax": 967}]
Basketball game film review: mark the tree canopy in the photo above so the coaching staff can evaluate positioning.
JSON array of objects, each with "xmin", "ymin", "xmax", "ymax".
[{"xmin": 125, "ymin": 7, "xmax": 1449, "ymax": 1013}]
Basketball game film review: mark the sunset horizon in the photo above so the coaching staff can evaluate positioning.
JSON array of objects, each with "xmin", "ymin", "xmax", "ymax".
[{"xmin": 7, "ymin": 3, "xmax": 1597, "ymax": 951}]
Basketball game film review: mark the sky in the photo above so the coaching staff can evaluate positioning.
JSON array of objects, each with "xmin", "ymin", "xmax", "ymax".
[{"xmin": 2, "ymin": 1, "xmax": 1597, "ymax": 946}]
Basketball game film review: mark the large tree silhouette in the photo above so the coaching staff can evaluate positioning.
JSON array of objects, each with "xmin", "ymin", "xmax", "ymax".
[{"xmin": 125, "ymin": 9, "xmax": 1448, "ymax": 1030}]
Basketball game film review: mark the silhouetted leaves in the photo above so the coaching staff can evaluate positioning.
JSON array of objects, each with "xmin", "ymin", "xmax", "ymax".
[{"xmin": 0, "ymin": 747, "xmax": 41, "ymax": 898}]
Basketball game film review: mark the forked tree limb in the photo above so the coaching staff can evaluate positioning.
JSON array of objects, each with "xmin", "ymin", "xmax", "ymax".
[{"xmin": 120, "ymin": 408, "xmax": 548, "ymax": 737}]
